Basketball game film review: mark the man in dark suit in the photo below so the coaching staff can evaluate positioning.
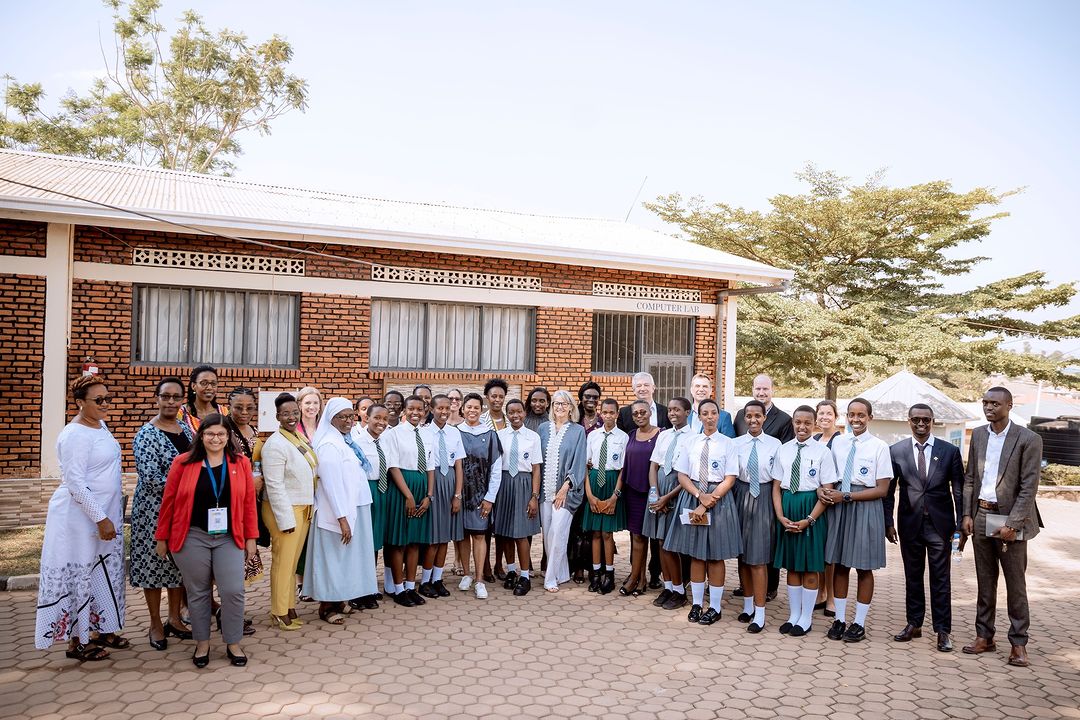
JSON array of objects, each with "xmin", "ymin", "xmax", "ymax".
[
  {"xmin": 961, "ymin": 386, "xmax": 1043, "ymax": 668},
  {"xmin": 732, "ymin": 374, "xmax": 793, "ymax": 600},
  {"xmin": 884, "ymin": 404, "xmax": 964, "ymax": 652},
  {"xmin": 616, "ymin": 371, "xmax": 672, "ymax": 433}
]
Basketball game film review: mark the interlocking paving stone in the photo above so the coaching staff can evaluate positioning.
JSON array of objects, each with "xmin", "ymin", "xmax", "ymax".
[{"xmin": 2, "ymin": 497, "xmax": 1079, "ymax": 719}]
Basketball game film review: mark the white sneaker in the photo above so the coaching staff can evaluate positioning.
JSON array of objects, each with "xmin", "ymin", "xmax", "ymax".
[
  {"xmin": 458, "ymin": 575, "xmax": 473, "ymax": 591},
  {"xmin": 474, "ymin": 582, "xmax": 488, "ymax": 599}
]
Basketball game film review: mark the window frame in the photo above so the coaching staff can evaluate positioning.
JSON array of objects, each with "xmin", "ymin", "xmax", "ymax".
[
  {"xmin": 590, "ymin": 311, "xmax": 696, "ymax": 376},
  {"xmin": 370, "ymin": 298, "xmax": 536, "ymax": 373},
  {"xmin": 131, "ymin": 283, "xmax": 301, "ymax": 369}
]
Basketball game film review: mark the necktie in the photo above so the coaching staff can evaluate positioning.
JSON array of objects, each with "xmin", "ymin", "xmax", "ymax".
[
  {"xmin": 508, "ymin": 430, "xmax": 520, "ymax": 475},
  {"xmin": 662, "ymin": 431, "xmax": 679, "ymax": 475},
  {"xmin": 747, "ymin": 437, "xmax": 760, "ymax": 498},
  {"xmin": 697, "ymin": 437, "xmax": 711, "ymax": 492},
  {"xmin": 438, "ymin": 429, "xmax": 449, "ymax": 474},
  {"xmin": 414, "ymin": 426, "xmax": 427, "ymax": 473},
  {"xmin": 374, "ymin": 437, "xmax": 388, "ymax": 493},
  {"xmin": 343, "ymin": 434, "xmax": 373, "ymax": 475},
  {"xmin": 597, "ymin": 431, "xmax": 610, "ymax": 489},
  {"xmin": 790, "ymin": 442, "xmax": 805, "ymax": 493},
  {"xmin": 916, "ymin": 442, "xmax": 927, "ymax": 481},
  {"xmin": 841, "ymin": 439, "xmax": 857, "ymax": 493}
]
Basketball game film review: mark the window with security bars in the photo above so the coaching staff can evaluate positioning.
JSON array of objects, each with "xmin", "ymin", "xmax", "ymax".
[
  {"xmin": 592, "ymin": 312, "xmax": 695, "ymax": 404},
  {"xmin": 133, "ymin": 285, "xmax": 300, "ymax": 367},
  {"xmin": 371, "ymin": 300, "xmax": 535, "ymax": 372}
]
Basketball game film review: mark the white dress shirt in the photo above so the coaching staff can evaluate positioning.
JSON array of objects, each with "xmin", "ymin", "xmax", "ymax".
[
  {"xmin": 675, "ymin": 431, "xmax": 734, "ymax": 486},
  {"xmin": 771, "ymin": 437, "xmax": 837, "ymax": 491},
  {"xmin": 587, "ymin": 426, "xmax": 629, "ymax": 472},
  {"xmin": 385, "ymin": 420, "xmax": 434, "ymax": 472},
  {"xmin": 650, "ymin": 424, "xmax": 695, "ymax": 471},
  {"xmin": 496, "ymin": 426, "xmax": 543, "ymax": 474},
  {"xmin": 421, "ymin": 422, "xmax": 466, "ymax": 474},
  {"xmin": 725, "ymin": 432, "xmax": 783, "ymax": 484},
  {"xmin": 831, "ymin": 432, "xmax": 892, "ymax": 488},
  {"xmin": 910, "ymin": 435, "xmax": 936, "ymax": 475},
  {"xmin": 980, "ymin": 423, "xmax": 1011, "ymax": 503}
]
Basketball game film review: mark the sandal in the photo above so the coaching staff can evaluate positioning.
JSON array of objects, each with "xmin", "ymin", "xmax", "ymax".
[
  {"xmin": 66, "ymin": 642, "xmax": 110, "ymax": 661},
  {"xmin": 319, "ymin": 609, "xmax": 346, "ymax": 625},
  {"xmin": 545, "ymin": 586, "xmax": 559, "ymax": 593},
  {"xmin": 90, "ymin": 633, "xmax": 130, "ymax": 649}
]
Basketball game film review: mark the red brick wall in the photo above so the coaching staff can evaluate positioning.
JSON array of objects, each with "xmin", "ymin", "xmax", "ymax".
[
  {"xmin": 0, "ymin": 274, "xmax": 45, "ymax": 478},
  {"xmin": 0, "ymin": 219, "xmax": 47, "ymax": 257}
]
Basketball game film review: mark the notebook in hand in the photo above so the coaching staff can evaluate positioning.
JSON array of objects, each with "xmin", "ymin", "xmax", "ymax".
[{"xmin": 984, "ymin": 513, "xmax": 1024, "ymax": 541}]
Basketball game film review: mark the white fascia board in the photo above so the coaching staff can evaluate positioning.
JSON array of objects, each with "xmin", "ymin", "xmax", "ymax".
[{"xmin": 0, "ymin": 197, "xmax": 794, "ymax": 285}]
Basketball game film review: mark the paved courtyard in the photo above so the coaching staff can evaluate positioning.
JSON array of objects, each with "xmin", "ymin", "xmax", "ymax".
[{"xmin": 2, "ymin": 498, "xmax": 1079, "ymax": 720}]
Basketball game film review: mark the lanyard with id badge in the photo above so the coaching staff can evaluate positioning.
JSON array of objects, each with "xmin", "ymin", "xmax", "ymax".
[{"xmin": 205, "ymin": 458, "xmax": 229, "ymax": 535}]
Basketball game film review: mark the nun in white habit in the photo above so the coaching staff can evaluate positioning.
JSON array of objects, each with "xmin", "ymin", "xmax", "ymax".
[{"xmin": 302, "ymin": 397, "xmax": 378, "ymax": 624}]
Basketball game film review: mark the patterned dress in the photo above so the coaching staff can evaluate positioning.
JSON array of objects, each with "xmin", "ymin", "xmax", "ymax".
[{"xmin": 130, "ymin": 422, "xmax": 192, "ymax": 588}]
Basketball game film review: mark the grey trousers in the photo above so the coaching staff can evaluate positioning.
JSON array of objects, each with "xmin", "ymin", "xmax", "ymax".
[
  {"xmin": 172, "ymin": 527, "xmax": 246, "ymax": 644},
  {"xmin": 972, "ymin": 508, "xmax": 1029, "ymax": 646}
]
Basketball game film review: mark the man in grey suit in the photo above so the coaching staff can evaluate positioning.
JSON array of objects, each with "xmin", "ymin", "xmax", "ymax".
[{"xmin": 961, "ymin": 386, "xmax": 1043, "ymax": 667}]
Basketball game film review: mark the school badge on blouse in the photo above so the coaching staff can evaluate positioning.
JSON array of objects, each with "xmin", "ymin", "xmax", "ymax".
[
  {"xmin": 523, "ymin": 452, "xmax": 529, "ymax": 459},
  {"xmin": 859, "ymin": 466, "xmax": 869, "ymax": 475},
  {"xmin": 711, "ymin": 460, "xmax": 720, "ymax": 469},
  {"xmin": 808, "ymin": 468, "xmax": 817, "ymax": 477},
  {"xmin": 612, "ymin": 453, "xmax": 620, "ymax": 461}
]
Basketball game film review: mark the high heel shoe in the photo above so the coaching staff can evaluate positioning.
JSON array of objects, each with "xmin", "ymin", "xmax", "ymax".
[
  {"xmin": 148, "ymin": 630, "xmax": 167, "ymax": 651},
  {"xmin": 192, "ymin": 650, "xmax": 210, "ymax": 668},
  {"xmin": 227, "ymin": 648, "xmax": 248, "ymax": 667},
  {"xmin": 269, "ymin": 613, "xmax": 299, "ymax": 630},
  {"xmin": 164, "ymin": 622, "xmax": 192, "ymax": 640}
]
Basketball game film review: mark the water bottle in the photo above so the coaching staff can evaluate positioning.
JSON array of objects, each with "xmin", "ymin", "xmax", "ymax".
[
  {"xmin": 253, "ymin": 460, "xmax": 262, "ymax": 479},
  {"xmin": 951, "ymin": 532, "xmax": 962, "ymax": 564},
  {"xmin": 648, "ymin": 486, "xmax": 659, "ymax": 513}
]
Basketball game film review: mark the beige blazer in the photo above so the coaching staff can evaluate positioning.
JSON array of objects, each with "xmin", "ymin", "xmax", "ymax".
[
  {"xmin": 260, "ymin": 430, "xmax": 316, "ymax": 531},
  {"xmin": 963, "ymin": 424, "xmax": 1044, "ymax": 540}
]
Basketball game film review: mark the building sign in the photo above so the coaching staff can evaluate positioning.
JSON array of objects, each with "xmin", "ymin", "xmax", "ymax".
[{"xmin": 634, "ymin": 300, "xmax": 703, "ymax": 316}]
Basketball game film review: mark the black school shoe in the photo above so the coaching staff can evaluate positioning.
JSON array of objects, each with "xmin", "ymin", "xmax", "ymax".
[
  {"xmin": 827, "ymin": 620, "xmax": 847, "ymax": 640},
  {"xmin": 391, "ymin": 592, "xmax": 416, "ymax": 608},
  {"xmin": 588, "ymin": 570, "xmax": 601, "ymax": 593},
  {"xmin": 598, "ymin": 571, "xmax": 615, "ymax": 595},
  {"xmin": 406, "ymin": 589, "xmax": 426, "ymax": 606},
  {"xmin": 779, "ymin": 622, "xmax": 793, "ymax": 635},
  {"xmin": 419, "ymin": 582, "xmax": 439, "ymax": 599},
  {"xmin": 503, "ymin": 571, "xmax": 519, "ymax": 590},
  {"xmin": 737, "ymin": 612, "xmax": 752, "ymax": 624},
  {"xmin": 653, "ymin": 589, "xmax": 673, "ymax": 607},
  {"xmin": 789, "ymin": 624, "xmax": 810, "ymax": 637},
  {"xmin": 433, "ymin": 580, "xmax": 451, "ymax": 597},
  {"xmin": 843, "ymin": 623, "xmax": 866, "ymax": 643},
  {"xmin": 513, "ymin": 576, "xmax": 531, "ymax": 596},
  {"xmin": 698, "ymin": 608, "xmax": 721, "ymax": 625},
  {"xmin": 747, "ymin": 622, "xmax": 764, "ymax": 634},
  {"xmin": 662, "ymin": 592, "xmax": 688, "ymax": 610},
  {"xmin": 687, "ymin": 604, "xmax": 703, "ymax": 623}
]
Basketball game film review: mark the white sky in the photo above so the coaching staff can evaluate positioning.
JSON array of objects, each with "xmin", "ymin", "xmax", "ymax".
[{"xmin": 4, "ymin": 1, "xmax": 1078, "ymax": 356}]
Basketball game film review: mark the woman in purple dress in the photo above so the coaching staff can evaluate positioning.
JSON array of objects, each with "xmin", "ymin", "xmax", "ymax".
[{"xmin": 619, "ymin": 399, "xmax": 660, "ymax": 596}]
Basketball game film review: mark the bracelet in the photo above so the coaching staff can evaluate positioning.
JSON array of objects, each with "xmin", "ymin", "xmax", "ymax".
[
  {"xmin": 613, "ymin": 489, "xmax": 622, "ymax": 497},
  {"xmin": 453, "ymin": 493, "xmax": 462, "ymax": 499},
  {"xmin": 805, "ymin": 515, "xmax": 816, "ymax": 526},
  {"xmin": 531, "ymin": 493, "xmax": 540, "ymax": 500}
]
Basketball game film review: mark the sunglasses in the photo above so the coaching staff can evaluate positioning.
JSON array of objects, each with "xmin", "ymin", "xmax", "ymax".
[{"xmin": 87, "ymin": 396, "xmax": 112, "ymax": 406}]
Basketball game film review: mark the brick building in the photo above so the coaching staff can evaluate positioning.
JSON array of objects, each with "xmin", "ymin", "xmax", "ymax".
[{"xmin": 0, "ymin": 149, "xmax": 790, "ymax": 493}]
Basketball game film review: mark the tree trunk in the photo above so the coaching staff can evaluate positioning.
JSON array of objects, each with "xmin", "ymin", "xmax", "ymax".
[{"xmin": 824, "ymin": 374, "xmax": 839, "ymax": 401}]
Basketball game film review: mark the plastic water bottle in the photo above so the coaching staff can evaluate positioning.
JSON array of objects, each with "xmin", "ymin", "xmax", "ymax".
[
  {"xmin": 951, "ymin": 532, "xmax": 962, "ymax": 564},
  {"xmin": 648, "ymin": 486, "xmax": 659, "ymax": 513},
  {"xmin": 253, "ymin": 460, "xmax": 262, "ymax": 479}
]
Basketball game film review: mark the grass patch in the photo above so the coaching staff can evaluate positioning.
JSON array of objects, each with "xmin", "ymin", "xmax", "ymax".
[{"xmin": 0, "ymin": 525, "xmax": 45, "ymax": 577}]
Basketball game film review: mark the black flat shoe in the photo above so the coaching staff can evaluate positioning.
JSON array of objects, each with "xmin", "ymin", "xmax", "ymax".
[
  {"xmin": 662, "ymin": 593, "xmax": 688, "ymax": 610},
  {"xmin": 648, "ymin": 578, "xmax": 663, "ymax": 590},
  {"xmin": 687, "ymin": 604, "xmax": 703, "ymax": 623},
  {"xmin": 347, "ymin": 598, "xmax": 365, "ymax": 611},
  {"xmin": 374, "ymin": 591, "xmax": 384, "ymax": 600},
  {"xmin": 747, "ymin": 622, "xmax": 764, "ymax": 634},
  {"xmin": 588, "ymin": 570, "xmax": 600, "ymax": 593},
  {"xmin": 513, "ymin": 576, "xmax": 532, "ymax": 596},
  {"xmin": 843, "ymin": 623, "xmax": 866, "ymax": 643},
  {"xmin": 433, "ymin": 580, "xmax": 451, "ymax": 597},
  {"xmin": 737, "ymin": 612, "xmax": 752, "ymax": 624},
  {"xmin": 419, "ymin": 582, "xmax": 439, "ymax": 599},
  {"xmin": 732, "ymin": 587, "xmax": 745, "ymax": 597},
  {"xmin": 192, "ymin": 651, "xmax": 210, "ymax": 668},
  {"xmin": 227, "ymin": 648, "xmax": 248, "ymax": 667},
  {"xmin": 789, "ymin": 625, "xmax": 810, "ymax": 637},
  {"xmin": 824, "ymin": 609, "xmax": 836, "ymax": 618},
  {"xmin": 598, "ymin": 570, "xmax": 615, "ymax": 595},
  {"xmin": 360, "ymin": 595, "xmax": 379, "ymax": 610},
  {"xmin": 406, "ymin": 589, "xmax": 426, "ymax": 605},
  {"xmin": 502, "ymin": 571, "xmax": 518, "ymax": 590},
  {"xmin": 163, "ymin": 622, "xmax": 192, "ymax": 640},
  {"xmin": 827, "ymin": 620, "xmax": 847, "ymax": 641},
  {"xmin": 814, "ymin": 601, "xmax": 827, "ymax": 611},
  {"xmin": 653, "ymin": 589, "xmax": 673, "ymax": 607},
  {"xmin": 494, "ymin": 569, "xmax": 507, "ymax": 582},
  {"xmin": 391, "ymin": 592, "xmax": 416, "ymax": 607},
  {"xmin": 779, "ymin": 622, "xmax": 793, "ymax": 635},
  {"xmin": 148, "ymin": 631, "xmax": 167, "ymax": 651},
  {"xmin": 698, "ymin": 608, "xmax": 721, "ymax": 625}
]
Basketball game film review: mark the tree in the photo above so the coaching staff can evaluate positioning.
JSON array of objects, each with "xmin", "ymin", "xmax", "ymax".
[
  {"xmin": 1, "ymin": 0, "xmax": 307, "ymax": 174},
  {"xmin": 647, "ymin": 166, "xmax": 1080, "ymax": 399}
]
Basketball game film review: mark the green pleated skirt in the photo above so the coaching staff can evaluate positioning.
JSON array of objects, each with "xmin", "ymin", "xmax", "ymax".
[
  {"xmin": 368, "ymin": 479, "xmax": 386, "ymax": 553},
  {"xmin": 773, "ymin": 489, "xmax": 826, "ymax": 573},
  {"xmin": 582, "ymin": 468, "xmax": 626, "ymax": 533},
  {"xmin": 384, "ymin": 469, "xmax": 430, "ymax": 546}
]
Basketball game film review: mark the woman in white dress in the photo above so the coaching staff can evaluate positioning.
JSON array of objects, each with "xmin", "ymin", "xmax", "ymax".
[{"xmin": 35, "ymin": 375, "xmax": 128, "ymax": 660}]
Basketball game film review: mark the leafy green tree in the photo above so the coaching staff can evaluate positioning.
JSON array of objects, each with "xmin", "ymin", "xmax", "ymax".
[
  {"xmin": 648, "ymin": 166, "xmax": 1080, "ymax": 399},
  {"xmin": 1, "ymin": 0, "xmax": 307, "ymax": 174}
]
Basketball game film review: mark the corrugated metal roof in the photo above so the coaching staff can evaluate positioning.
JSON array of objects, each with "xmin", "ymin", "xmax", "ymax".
[
  {"xmin": 0, "ymin": 150, "xmax": 792, "ymax": 283},
  {"xmin": 860, "ymin": 371, "xmax": 977, "ymax": 423}
]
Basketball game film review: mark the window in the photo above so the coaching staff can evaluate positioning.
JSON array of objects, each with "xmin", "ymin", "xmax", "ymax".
[
  {"xmin": 134, "ymin": 285, "xmax": 299, "ymax": 367},
  {"xmin": 592, "ymin": 312, "xmax": 695, "ymax": 403},
  {"xmin": 371, "ymin": 300, "xmax": 534, "ymax": 372}
]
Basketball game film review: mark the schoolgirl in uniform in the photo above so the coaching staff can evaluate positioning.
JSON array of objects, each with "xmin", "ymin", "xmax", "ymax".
[
  {"xmin": 493, "ymin": 399, "xmax": 543, "ymax": 595},
  {"xmin": 821, "ymin": 398, "xmax": 892, "ymax": 643},
  {"xmin": 728, "ymin": 400, "xmax": 783, "ymax": 630},
  {"xmin": 480, "ymin": 378, "xmax": 510, "ymax": 583},
  {"xmin": 384, "ymin": 396, "xmax": 435, "ymax": 607},
  {"xmin": 419, "ymin": 395, "xmax": 465, "ymax": 599},
  {"xmin": 457, "ymin": 393, "xmax": 503, "ymax": 600},
  {"xmin": 644, "ymin": 397, "xmax": 694, "ymax": 610},
  {"xmin": 351, "ymin": 403, "xmax": 391, "ymax": 609},
  {"xmin": 582, "ymin": 398, "xmax": 628, "ymax": 595},
  {"xmin": 771, "ymin": 405, "xmax": 834, "ymax": 636},
  {"xmin": 663, "ymin": 399, "xmax": 741, "ymax": 625}
]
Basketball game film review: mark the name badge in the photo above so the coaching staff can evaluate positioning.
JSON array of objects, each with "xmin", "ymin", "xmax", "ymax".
[{"xmin": 207, "ymin": 507, "xmax": 229, "ymax": 535}]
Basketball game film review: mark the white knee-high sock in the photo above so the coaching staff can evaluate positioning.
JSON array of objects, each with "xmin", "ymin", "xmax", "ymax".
[
  {"xmin": 691, "ymin": 581, "xmax": 705, "ymax": 606},
  {"xmin": 786, "ymin": 584, "xmax": 802, "ymax": 625},
  {"xmin": 753, "ymin": 605, "xmax": 766, "ymax": 626},
  {"xmin": 421, "ymin": 567, "xmax": 432, "ymax": 583},
  {"xmin": 709, "ymin": 586, "xmax": 724, "ymax": 612},
  {"xmin": 672, "ymin": 582, "xmax": 685, "ymax": 595},
  {"xmin": 854, "ymin": 601, "xmax": 870, "ymax": 626},
  {"xmin": 384, "ymin": 567, "xmax": 394, "ymax": 593},
  {"xmin": 834, "ymin": 597, "xmax": 848, "ymax": 622},
  {"xmin": 432, "ymin": 566, "xmax": 444, "ymax": 582},
  {"xmin": 798, "ymin": 587, "xmax": 817, "ymax": 629},
  {"xmin": 742, "ymin": 597, "xmax": 754, "ymax": 616}
]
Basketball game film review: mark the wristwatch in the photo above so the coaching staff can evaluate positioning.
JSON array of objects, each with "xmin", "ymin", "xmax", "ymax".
[
  {"xmin": 805, "ymin": 515, "xmax": 816, "ymax": 526},
  {"xmin": 843, "ymin": 492, "xmax": 852, "ymax": 503},
  {"xmin": 427, "ymin": 494, "xmax": 434, "ymax": 501},
  {"xmin": 531, "ymin": 492, "xmax": 541, "ymax": 500},
  {"xmin": 613, "ymin": 489, "xmax": 622, "ymax": 497},
  {"xmin": 453, "ymin": 493, "xmax": 462, "ymax": 499}
]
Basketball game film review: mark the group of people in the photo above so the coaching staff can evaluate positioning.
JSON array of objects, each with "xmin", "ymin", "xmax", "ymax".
[{"xmin": 34, "ymin": 367, "xmax": 1042, "ymax": 669}]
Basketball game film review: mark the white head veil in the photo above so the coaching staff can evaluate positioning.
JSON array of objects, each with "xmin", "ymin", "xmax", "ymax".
[{"xmin": 311, "ymin": 396, "xmax": 354, "ymax": 452}]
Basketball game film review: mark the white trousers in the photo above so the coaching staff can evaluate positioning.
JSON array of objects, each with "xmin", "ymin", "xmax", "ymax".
[{"xmin": 540, "ymin": 501, "xmax": 573, "ymax": 589}]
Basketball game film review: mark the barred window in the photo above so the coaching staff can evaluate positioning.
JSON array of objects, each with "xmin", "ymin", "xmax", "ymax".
[
  {"xmin": 134, "ymin": 285, "xmax": 299, "ymax": 367},
  {"xmin": 592, "ymin": 312, "xmax": 695, "ymax": 404},
  {"xmin": 371, "ymin": 300, "xmax": 534, "ymax": 372}
]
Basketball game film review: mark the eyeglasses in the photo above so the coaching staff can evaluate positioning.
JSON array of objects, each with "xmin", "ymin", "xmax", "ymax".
[
  {"xmin": 631, "ymin": 410, "xmax": 650, "ymax": 417},
  {"xmin": 196, "ymin": 380, "xmax": 218, "ymax": 388},
  {"xmin": 87, "ymin": 396, "xmax": 112, "ymax": 406},
  {"xmin": 157, "ymin": 393, "xmax": 184, "ymax": 402},
  {"xmin": 552, "ymin": 401, "xmax": 571, "ymax": 408},
  {"xmin": 583, "ymin": 393, "xmax": 600, "ymax": 400}
]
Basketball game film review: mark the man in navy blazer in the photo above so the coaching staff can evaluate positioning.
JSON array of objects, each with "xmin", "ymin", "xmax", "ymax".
[{"xmin": 884, "ymin": 403, "xmax": 964, "ymax": 652}]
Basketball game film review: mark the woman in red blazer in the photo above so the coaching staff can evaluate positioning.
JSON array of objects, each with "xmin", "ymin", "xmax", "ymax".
[{"xmin": 156, "ymin": 413, "xmax": 258, "ymax": 668}]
